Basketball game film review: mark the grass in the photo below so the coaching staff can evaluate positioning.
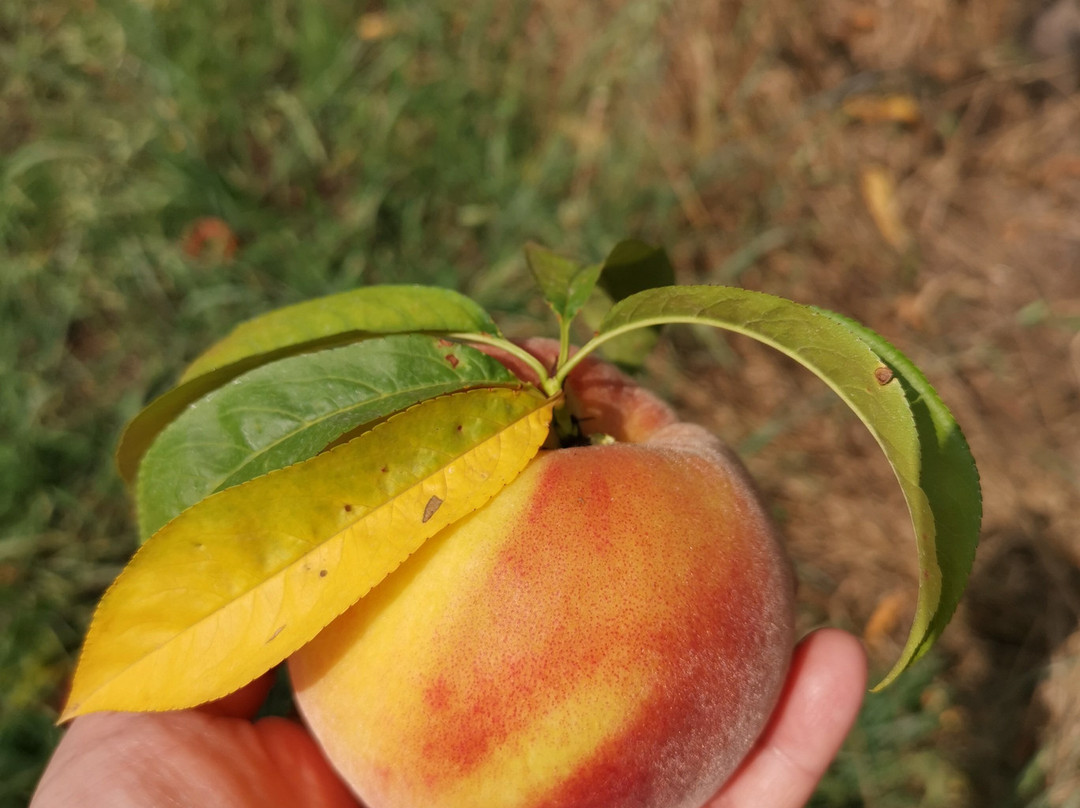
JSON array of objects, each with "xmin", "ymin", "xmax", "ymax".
[
  {"xmin": 0, "ymin": 1, "xmax": 681, "ymax": 802},
  {"xmin": 811, "ymin": 654, "xmax": 969, "ymax": 808},
  {"xmin": 2, "ymin": 0, "xmax": 1060, "ymax": 805}
]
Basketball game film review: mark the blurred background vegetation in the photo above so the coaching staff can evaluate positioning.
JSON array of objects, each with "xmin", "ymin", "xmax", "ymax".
[{"xmin": 3, "ymin": 0, "xmax": 1080, "ymax": 805}]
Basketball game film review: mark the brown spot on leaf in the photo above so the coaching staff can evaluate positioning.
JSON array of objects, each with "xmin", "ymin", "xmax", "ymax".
[
  {"xmin": 874, "ymin": 366, "xmax": 894, "ymax": 385},
  {"xmin": 343, "ymin": 503, "xmax": 353, "ymax": 512},
  {"xmin": 319, "ymin": 569, "xmax": 328, "ymax": 578},
  {"xmin": 456, "ymin": 424, "xmax": 463, "ymax": 432},
  {"xmin": 422, "ymin": 495, "xmax": 444, "ymax": 523},
  {"xmin": 445, "ymin": 353, "xmax": 460, "ymax": 369},
  {"xmin": 437, "ymin": 338, "xmax": 454, "ymax": 348},
  {"xmin": 381, "ymin": 466, "xmax": 389, "ymax": 473}
]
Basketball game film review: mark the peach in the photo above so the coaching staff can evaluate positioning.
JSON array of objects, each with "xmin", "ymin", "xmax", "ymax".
[{"xmin": 288, "ymin": 344, "xmax": 795, "ymax": 808}]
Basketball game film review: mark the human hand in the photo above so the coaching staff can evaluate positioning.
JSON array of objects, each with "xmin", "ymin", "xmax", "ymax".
[
  {"xmin": 30, "ymin": 628, "xmax": 864, "ymax": 808},
  {"xmin": 29, "ymin": 673, "xmax": 359, "ymax": 808}
]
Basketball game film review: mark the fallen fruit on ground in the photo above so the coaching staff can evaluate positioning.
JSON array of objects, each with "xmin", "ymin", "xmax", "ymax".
[
  {"xmin": 58, "ymin": 241, "xmax": 981, "ymax": 808},
  {"xmin": 289, "ymin": 342, "xmax": 795, "ymax": 808}
]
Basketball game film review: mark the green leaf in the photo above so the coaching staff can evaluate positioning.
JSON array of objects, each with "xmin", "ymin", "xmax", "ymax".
[
  {"xmin": 62, "ymin": 387, "xmax": 556, "ymax": 720},
  {"xmin": 577, "ymin": 285, "xmax": 659, "ymax": 367},
  {"xmin": 181, "ymin": 285, "xmax": 500, "ymax": 382},
  {"xmin": 116, "ymin": 285, "xmax": 499, "ymax": 483},
  {"xmin": 814, "ymin": 310, "xmax": 982, "ymax": 689},
  {"xmin": 524, "ymin": 242, "xmax": 602, "ymax": 322},
  {"xmin": 587, "ymin": 285, "xmax": 981, "ymax": 688},
  {"xmin": 136, "ymin": 335, "xmax": 522, "ymax": 540},
  {"xmin": 597, "ymin": 240, "xmax": 677, "ymax": 303},
  {"xmin": 580, "ymin": 240, "xmax": 676, "ymax": 367}
]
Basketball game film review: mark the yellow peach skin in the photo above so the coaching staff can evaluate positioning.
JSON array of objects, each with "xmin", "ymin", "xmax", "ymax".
[{"xmin": 289, "ymin": 347, "xmax": 795, "ymax": 808}]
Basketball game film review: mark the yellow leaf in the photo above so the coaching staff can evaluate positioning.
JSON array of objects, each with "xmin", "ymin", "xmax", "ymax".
[
  {"xmin": 356, "ymin": 11, "xmax": 397, "ymax": 40},
  {"xmin": 862, "ymin": 590, "xmax": 911, "ymax": 653},
  {"xmin": 859, "ymin": 164, "xmax": 912, "ymax": 252},
  {"xmin": 842, "ymin": 94, "xmax": 921, "ymax": 125},
  {"xmin": 62, "ymin": 387, "xmax": 555, "ymax": 721}
]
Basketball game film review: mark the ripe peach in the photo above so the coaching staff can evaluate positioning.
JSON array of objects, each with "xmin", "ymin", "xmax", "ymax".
[{"xmin": 288, "ymin": 344, "xmax": 795, "ymax": 808}]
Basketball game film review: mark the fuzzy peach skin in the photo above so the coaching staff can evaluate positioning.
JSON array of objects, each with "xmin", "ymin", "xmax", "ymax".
[{"xmin": 288, "ymin": 345, "xmax": 795, "ymax": 808}]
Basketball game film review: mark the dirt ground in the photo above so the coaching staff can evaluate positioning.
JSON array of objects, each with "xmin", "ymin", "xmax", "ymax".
[{"xmin": 539, "ymin": 0, "xmax": 1080, "ymax": 803}]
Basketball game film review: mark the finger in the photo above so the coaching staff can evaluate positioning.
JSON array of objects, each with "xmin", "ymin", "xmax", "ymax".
[
  {"xmin": 197, "ymin": 669, "xmax": 277, "ymax": 719},
  {"xmin": 252, "ymin": 716, "xmax": 361, "ymax": 808},
  {"xmin": 708, "ymin": 628, "xmax": 867, "ymax": 808},
  {"xmin": 31, "ymin": 710, "xmax": 359, "ymax": 808}
]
